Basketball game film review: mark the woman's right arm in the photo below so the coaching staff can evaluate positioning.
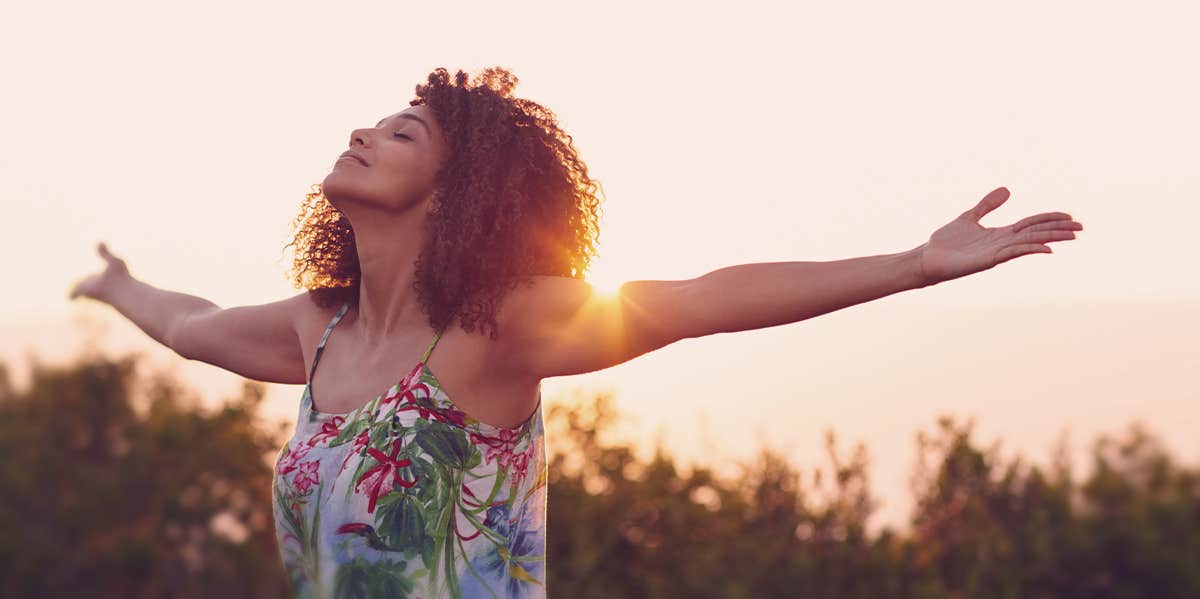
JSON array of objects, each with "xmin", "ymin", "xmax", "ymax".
[{"xmin": 70, "ymin": 242, "xmax": 310, "ymax": 385}]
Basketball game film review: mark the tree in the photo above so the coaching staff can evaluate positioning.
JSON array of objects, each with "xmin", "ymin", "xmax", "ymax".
[
  {"xmin": 0, "ymin": 351, "xmax": 291, "ymax": 598},
  {"xmin": 2, "ymin": 351, "xmax": 1197, "ymax": 598}
]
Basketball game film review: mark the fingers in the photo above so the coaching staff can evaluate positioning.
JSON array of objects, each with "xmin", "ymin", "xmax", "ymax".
[
  {"xmin": 995, "ymin": 244, "xmax": 1052, "ymax": 264},
  {"xmin": 995, "ymin": 225, "xmax": 1076, "ymax": 266},
  {"xmin": 1020, "ymin": 219, "xmax": 1083, "ymax": 234},
  {"xmin": 1011, "ymin": 212, "xmax": 1079, "ymax": 233},
  {"xmin": 1020, "ymin": 229, "xmax": 1077, "ymax": 244}
]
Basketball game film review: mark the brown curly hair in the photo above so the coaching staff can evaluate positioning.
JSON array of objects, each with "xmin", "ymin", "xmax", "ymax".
[{"xmin": 282, "ymin": 67, "xmax": 604, "ymax": 340}]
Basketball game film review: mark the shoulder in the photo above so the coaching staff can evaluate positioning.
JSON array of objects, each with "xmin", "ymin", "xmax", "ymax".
[
  {"xmin": 291, "ymin": 291, "xmax": 351, "ymax": 339},
  {"xmin": 488, "ymin": 274, "xmax": 597, "ymax": 362},
  {"xmin": 494, "ymin": 275, "xmax": 597, "ymax": 329},
  {"xmin": 489, "ymin": 274, "xmax": 695, "ymax": 379}
]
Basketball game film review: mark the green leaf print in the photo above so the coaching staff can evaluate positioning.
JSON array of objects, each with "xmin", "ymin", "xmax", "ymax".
[
  {"xmin": 333, "ymin": 556, "xmax": 413, "ymax": 599},
  {"xmin": 465, "ymin": 445, "xmax": 482, "ymax": 470},
  {"xmin": 309, "ymin": 482, "xmax": 324, "ymax": 583},
  {"xmin": 422, "ymin": 532, "xmax": 440, "ymax": 590},
  {"xmin": 275, "ymin": 483, "xmax": 303, "ymax": 542},
  {"xmin": 378, "ymin": 492, "xmax": 426, "ymax": 550},
  {"xmin": 414, "ymin": 425, "xmax": 471, "ymax": 469},
  {"xmin": 330, "ymin": 417, "xmax": 369, "ymax": 446},
  {"xmin": 419, "ymin": 369, "xmax": 439, "ymax": 387},
  {"xmin": 443, "ymin": 522, "xmax": 461, "ymax": 598},
  {"xmin": 410, "ymin": 456, "xmax": 440, "ymax": 504}
]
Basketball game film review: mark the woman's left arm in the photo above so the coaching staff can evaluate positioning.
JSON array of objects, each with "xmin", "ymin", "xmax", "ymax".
[
  {"xmin": 679, "ymin": 248, "xmax": 927, "ymax": 336},
  {"xmin": 499, "ymin": 187, "xmax": 1082, "ymax": 378},
  {"xmin": 681, "ymin": 186, "xmax": 1084, "ymax": 336},
  {"xmin": 684, "ymin": 186, "xmax": 1082, "ymax": 334}
]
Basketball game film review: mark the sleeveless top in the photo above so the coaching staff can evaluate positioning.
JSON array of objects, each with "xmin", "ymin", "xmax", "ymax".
[{"xmin": 272, "ymin": 300, "xmax": 548, "ymax": 598}]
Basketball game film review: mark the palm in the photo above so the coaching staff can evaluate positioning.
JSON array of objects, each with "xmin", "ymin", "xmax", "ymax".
[{"xmin": 917, "ymin": 187, "xmax": 1083, "ymax": 285}]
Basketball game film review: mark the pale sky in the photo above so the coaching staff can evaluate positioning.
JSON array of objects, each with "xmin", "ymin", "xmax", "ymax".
[{"xmin": 2, "ymin": 0, "xmax": 1197, "ymax": 531}]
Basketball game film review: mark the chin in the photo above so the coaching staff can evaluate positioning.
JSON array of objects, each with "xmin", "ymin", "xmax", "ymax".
[{"xmin": 321, "ymin": 171, "xmax": 360, "ymax": 206}]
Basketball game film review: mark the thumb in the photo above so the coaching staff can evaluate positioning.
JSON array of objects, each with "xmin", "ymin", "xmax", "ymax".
[
  {"xmin": 962, "ymin": 186, "xmax": 1010, "ymax": 223},
  {"xmin": 98, "ymin": 241, "xmax": 121, "ymax": 265}
]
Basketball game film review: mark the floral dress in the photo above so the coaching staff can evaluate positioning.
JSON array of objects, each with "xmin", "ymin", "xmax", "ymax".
[{"xmin": 272, "ymin": 301, "xmax": 547, "ymax": 598}]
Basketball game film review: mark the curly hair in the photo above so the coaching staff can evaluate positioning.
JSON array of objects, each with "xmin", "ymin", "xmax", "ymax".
[{"xmin": 282, "ymin": 66, "xmax": 604, "ymax": 340}]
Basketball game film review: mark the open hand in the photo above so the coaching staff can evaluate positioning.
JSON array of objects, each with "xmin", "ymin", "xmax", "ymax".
[
  {"xmin": 917, "ymin": 187, "xmax": 1082, "ymax": 286},
  {"xmin": 68, "ymin": 242, "xmax": 131, "ymax": 302}
]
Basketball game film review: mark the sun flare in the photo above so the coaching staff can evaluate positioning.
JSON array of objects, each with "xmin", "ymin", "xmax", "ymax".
[{"xmin": 586, "ymin": 271, "xmax": 624, "ymax": 298}]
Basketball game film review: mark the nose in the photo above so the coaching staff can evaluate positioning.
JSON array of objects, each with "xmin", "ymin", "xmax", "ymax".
[{"xmin": 349, "ymin": 127, "xmax": 373, "ymax": 147}]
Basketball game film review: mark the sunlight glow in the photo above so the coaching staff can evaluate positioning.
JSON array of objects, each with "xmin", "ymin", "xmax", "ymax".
[{"xmin": 586, "ymin": 272, "xmax": 623, "ymax": 298}]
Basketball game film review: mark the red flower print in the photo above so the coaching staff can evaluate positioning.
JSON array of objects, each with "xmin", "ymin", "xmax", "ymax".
[
  {"xmin": 471, "ymin": 428, "xmax": 519, "ymax": 468},
  {"xmin": 436, "ymin": 405, "xmax": 468, "ymax": 428},
  {"xmin": 339, "ymin": 429, "xmax": 371, "ymax": 472},
  {"xmin": 470, "ymin": 428, "xmax": 535, "ymax": 485},
  {"xmin": 509, "ymin": 442, "xmax": 537, "ymax": 487},
  {"xmin": 335, "ymin": 522, "xmax": 373, "ymax": 535},
  {"xmin": 354, "ymin": 437, "xmax": 417, "ymax": 514},
  {"xmin": 511, "ymin": 452, "xmax": 529, "ymax": 481},
  {"xmin": 293, "ymin": 460, "xmax": 320, "ymax": 492},
  {"xmin": 396, "ymin": 384, "xmax": 468, "ymax": 428},
  {"xmin": 276, "ymin": 442, "xmax": 311, "ymax": 476},
  {"xmin": 401, "ymin": 362, "xmax": 423, "ymax": 388},
  {"xmin": 306, "ymin": 415, "xmax": 345, "ymax": 446},
  {"xmin": 380, "ymin": 363, "xmax": 425, "ymax": 407}
]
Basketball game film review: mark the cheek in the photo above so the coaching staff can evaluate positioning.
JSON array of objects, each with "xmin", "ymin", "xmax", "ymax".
[{"xmin": 375, "ymin": 158, "xmax": 434, "ymax": 194}]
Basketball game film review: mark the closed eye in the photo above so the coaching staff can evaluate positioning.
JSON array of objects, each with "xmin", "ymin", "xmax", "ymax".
[{"xmin": 392, "ymin": 132, "xmax": 411, "ymax": 140}]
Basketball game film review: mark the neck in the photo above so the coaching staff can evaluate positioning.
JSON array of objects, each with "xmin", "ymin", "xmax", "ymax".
[{"xmin": 343, "ymin": 202, "xmax": 432, "ymax": 349}]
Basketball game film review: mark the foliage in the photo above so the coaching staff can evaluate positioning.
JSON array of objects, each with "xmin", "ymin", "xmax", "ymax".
[
  {"xmin": 1, "ymin": 352, "xmax": 1196, "ymax": 598},
  {"xmin": 0, "ymin": 353, "xmax": 290, "ymax": 598}
]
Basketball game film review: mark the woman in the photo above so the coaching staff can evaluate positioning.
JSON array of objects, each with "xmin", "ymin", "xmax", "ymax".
[{"xmin": 68, "ymin": 66, "xmax": 1082, "ymax": 598}]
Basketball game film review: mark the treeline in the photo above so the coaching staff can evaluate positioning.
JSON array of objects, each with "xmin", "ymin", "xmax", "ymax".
[{"xmin": 0, "ymin": 352, "xmax": 1196, "ymax": 598}]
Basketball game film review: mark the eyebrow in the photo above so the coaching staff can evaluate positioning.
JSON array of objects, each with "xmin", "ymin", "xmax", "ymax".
[{"xmin": 376, "ymin": 113, "xmax": 431, "ymax": 137}]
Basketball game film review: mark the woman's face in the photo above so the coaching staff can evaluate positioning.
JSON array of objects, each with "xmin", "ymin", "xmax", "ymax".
[{"xmin": 321, "ymin": 104, "xmax": 450, "ymax": 213}]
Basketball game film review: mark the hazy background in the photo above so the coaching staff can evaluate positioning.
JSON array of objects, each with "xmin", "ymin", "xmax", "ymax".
[{"xmin": 2, "ymin": 0, "xmax": 1197, "ymax": 531}]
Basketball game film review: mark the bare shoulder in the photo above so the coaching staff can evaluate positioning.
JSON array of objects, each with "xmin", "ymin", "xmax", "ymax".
[
  {"xmin": 171, "ymin": 290, "xmax": 318, "ymax": 385},
  {"xmin": 498, "ymin": 274, "xmax": 589, "ymax": 309},
  {"xmin": 291, "ymin": 292, "xmax": 350, "ymax": 337},
  {"xmin": 488, "ymin": 275, "xmax": 590, "ymax": 367},
  {"xmin": 491, "ymin": 274, "xmax": 693, "ymax": 378},
  {"xmin": 493, "ymin": 275, "xmax": 594, "ymax": 333}
]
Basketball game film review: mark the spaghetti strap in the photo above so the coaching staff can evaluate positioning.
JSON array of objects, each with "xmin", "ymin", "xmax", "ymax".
[
  {"xmin": 421, "ymin": 326, "xmax": 444, "ymax": 363},
  {"xmin": 308, "ymin": 300, "xmax": 351, "ymax": 385}
]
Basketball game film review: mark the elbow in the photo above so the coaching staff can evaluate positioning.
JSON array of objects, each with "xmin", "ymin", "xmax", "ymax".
[
  {"xmin": 669, "ymin": 279, "xmax": 716, "ymax": 340},
  {"xmin": 163, "ymin": 313, "xmax": 194, "ymax": 361},
  {"xmin": 622, "ymin": 278, "xmax": 708, "ymax": 344}
]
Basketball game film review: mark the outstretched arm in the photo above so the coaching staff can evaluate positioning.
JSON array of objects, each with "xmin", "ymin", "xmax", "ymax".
[
  {"xmin": 69, "ymin": 242, "xmax": 309, "ymax": 384},
  {"xmin": 679, "ymin": 247, "xmax": 927, "ymax": 336},
  {"xmin": 497, "ymin": 187, "xmax": 1082, "ymax": 379},
  {"xmin": 684, "ymin": 187, "xmax": 1083, "ymax": 333}
]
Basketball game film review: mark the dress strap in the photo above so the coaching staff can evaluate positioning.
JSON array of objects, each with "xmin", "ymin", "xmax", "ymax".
[
  {"xmin": 308, "ymin": 300, "xmax": 351, "ymax": 384},
  {"xmin": 420, "ymin": 326, "xmax": 445, "ymax": 363}
]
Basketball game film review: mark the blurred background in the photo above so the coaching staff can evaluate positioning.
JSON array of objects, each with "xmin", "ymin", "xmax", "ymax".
[{"xmin": 2, "ymin": 0, "xmax": 1197, "ymax": 596}]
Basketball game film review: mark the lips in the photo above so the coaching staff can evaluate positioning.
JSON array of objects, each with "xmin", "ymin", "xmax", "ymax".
[{"xmin": 338, "ymin": 151, "xmax": 368, "ymax": 166}]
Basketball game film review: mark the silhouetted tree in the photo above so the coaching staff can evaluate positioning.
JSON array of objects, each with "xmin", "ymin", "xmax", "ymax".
[
  {"xmin": 1, "ymin": 351, "xmax": 1197, "ymax": 598},
  {"xmin": 0, "ymin": 352, "xmax": 290, "ymax": 598}
]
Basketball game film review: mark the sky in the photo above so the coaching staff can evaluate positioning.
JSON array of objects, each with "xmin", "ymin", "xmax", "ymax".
[{"xmin": 2, "ymin": 0, "xmax": 1197, "ymax": 531}]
